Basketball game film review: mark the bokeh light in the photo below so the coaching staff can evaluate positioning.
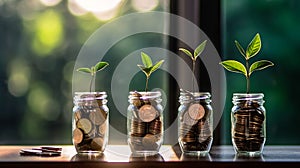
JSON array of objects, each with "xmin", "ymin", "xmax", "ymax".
[
  {"xmin": 131, "ymin": 0, "xmax": 159, "ymax": 12},
  {"xmin": 39, "ymin": 0, "xmax": 62, "ymax": 6},
  {"xmin": 7, "ymin": 58, "xmax": 31, "ymax": 97},
  {"xmin": 27, "ymin": 82, "xmax": 60, "ymax": 121},
  {"xmin": 30, "ymin": 10, "xmax": 64, "ymax": 56},
  {"xmin": 74, "ymin": 0, "xmax": 122, "ymax": 12},
  {"xmin": 68, "ymin": 0, "xmax": 88, "ymax": 16}
]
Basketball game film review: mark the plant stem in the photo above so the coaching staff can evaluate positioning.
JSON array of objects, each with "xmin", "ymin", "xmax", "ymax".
[
  {"xmin": 246, "ymin": 59, "xmax": 250, "ymax": 94},
  {"xmin": 89, "ymin": 75, "xmax": 95, "ymax": 92},
  {"xmin": 192, "ymin": 60, "xmax": 195, "ymax": 92},
  {"xmin": 145, "ymin": 76, "xmax": 149, "ymax": 92}
]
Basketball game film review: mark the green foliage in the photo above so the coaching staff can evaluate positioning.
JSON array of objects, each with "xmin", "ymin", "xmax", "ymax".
[
  {"xmin": 220, "ymin": 33, "xmax": 274, "ymax": 93},
  {"xmin": 137, "ymin": 52, "xmax": 164, "ymax": 92},
  {"xmin": 179, "ymin": 40, "xmax": 207, "ymax": 61},
  {"xmin": 220, "ymin": 60, "xmax": 247, "ymax": 76},
  {"xmin": 77, "ymin": 61, "xmax": 109, "ymax": 92},
  {"xmin": 77, "ymin": 61, "xmax": 109, "ymax": 76}
]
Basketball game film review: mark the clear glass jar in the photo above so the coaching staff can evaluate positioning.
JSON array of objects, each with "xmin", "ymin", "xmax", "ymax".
[
  {"xmin": 231, "ymin": 93, "xmax": 266, "ymax": 156},
  {"xmin": 178, "ymin": 90, "xmax": 213, "ymax": 154},
  {"xmin": 127, "ymin": 91, "xmax": 164, "ymax": 156},
  {"xmin": 72, "ymin": 92, "xmax": 109, "ymax": 153}
]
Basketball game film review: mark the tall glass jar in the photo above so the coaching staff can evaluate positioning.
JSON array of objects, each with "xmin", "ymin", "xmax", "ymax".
[
  {"xmin": 231, "ymin": 93, "xmax": 266, "ymax": 156},
  {"xmin": 178, "ymin": 90, "xmax": 213, "ymax": 154},
  {"xmin": 72, "ymin": 92, "xmax": 109, "ymax": 153},
  {"xmin": 127, "ymin": 91, "xmax": 163, "ymax": 155}
]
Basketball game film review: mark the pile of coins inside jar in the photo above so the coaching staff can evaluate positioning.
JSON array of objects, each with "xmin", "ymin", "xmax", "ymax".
[
  {"xmin": 129, "ymin": 92, "xmax": 162, "ymax": 152},
  {"xmin": 179, "ymin": 103, "xmax": 212, "ymax": 151},
  {"xmin": 232, "ymin": 101, "xmax": 265, "ymax": 152},
  {"xmin": 72, "ymin": 94, "xmax": 108, "ymax": 152}
]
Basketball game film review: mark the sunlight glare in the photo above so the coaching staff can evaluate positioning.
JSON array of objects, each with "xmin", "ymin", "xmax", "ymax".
[
  {"xmin": 74, "ymin": 0, "xmax": 122, "ymax": 12},
  {"xmin": 39, "ymin": 0, "xmax": 62, "ymax": 6},
  {"xmin": 132, "ymin": 0, "xmax": 159, "ymax": 12}
]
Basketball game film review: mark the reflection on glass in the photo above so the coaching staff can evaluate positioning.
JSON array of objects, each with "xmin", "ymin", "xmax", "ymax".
[
  {"xmin": 71, "ymin": 153, "xmax": 106, "ymax": 162},
  {"xmin": 129, "ymin": 153, "xmax": 164, "ymax": 162},
  {"xmin": 233, "ymin": 153, "xmax": 265, "ymax": 162},
  {"xmin": 180, "ymin": 153, "xmax": 212, "ymax": 162}
]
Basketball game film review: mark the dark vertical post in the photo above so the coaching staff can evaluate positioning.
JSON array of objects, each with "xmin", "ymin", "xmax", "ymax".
[{"xmin": 168, "ymin": 0, "xmax": 221, "ymax": 145}]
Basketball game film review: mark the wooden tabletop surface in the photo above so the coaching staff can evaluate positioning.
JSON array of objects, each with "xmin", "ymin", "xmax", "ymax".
[{"xmin": 0, "ymin": 145, "xmax": 299, "ymax": 167}]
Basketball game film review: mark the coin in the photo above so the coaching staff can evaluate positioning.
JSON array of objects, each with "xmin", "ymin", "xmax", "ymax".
[
  {"xmin": 73, "ymin": 128, "xmax": 84, "ymax": 144},
  {"xmin": 142, "ymin": 134, "xmax": 158, "ymax": 149},
  {"xmin": 98, "ymin": 122, "xmax": 107, "ymax": 135},
  {"xmin": 74, "ymin": 110, "xmax": 82, "ymax": 122},
  {"xmin": 77, "ymin": 118, "xmax": 92, "ymax": 134},
  {"xmin": 183, "ymin": 112, "xmax": 197, "ymax": 126},
  {"xmin": 131, "ymin": 119, "xmax": 147, "ymax": 137},
  {"xmin": 188, "ymin": 104, "xmax": 205, "ymax": 120},
  {"xmin": 149, "ymin": 118, "xmax": 162, "ymax": 135},
  {"xmin": 138, "ymin": 104, "xmax": 158, "ymax": 122},
  {"xmin": 89, "ymin": 108, "xmax": 107, "ymax": 125},
  {"xmin": 91, "ymin": 137, "xmax": 104, "ymax": 150}
]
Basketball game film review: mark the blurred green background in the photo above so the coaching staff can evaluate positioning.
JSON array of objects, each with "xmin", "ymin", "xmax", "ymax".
[
  {"xmin": 0, "ymin": 0, "xmax": 299, "ymax": 145},
  {"xmin": 0, "ymin": 0, "xmax": 168, "ymax": 144}
]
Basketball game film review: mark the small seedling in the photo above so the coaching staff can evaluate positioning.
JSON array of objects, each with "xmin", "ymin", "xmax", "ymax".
[
  {"xmin": 137, "ymin": 52, "xmax": 164, "ymax": 92},
  {"xmin": 220, "ymin": 33, "xmax": 274, "ymax": 93},
  {"xmin": 179, "ymin": 40, "xmax": 207, "ymax": 91},
  {"xmin": 77, "ymin": 61, "xmax": 109, "ymax": 92}
]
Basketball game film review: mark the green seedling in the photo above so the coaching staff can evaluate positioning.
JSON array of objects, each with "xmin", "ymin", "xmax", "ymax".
[
  {"xmin": 220, "ymin": 33, "xmax": 274, "ymax": 93},
  {"xmin": 77, "ymin": 61, "xmax": 109, "ymax": 92},
  {"xmin": 137, "ymin": 52, "xmax": 164, "ymax": 92},
  {"xmin": 179, "ymin": 40, "xmax": 207, "ymax": 91}
]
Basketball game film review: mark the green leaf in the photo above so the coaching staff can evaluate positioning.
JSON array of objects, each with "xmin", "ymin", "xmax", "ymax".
[
  {"xmin": 194, "ymin": 40, "xmax": 207, "ymax": 59},
  {"xmin": 150, "ymin": 60, "xmax": 164, "ymax": 74},
  {"xmin": 179, "ymin": 48, "xmax": 193, "ymax": 59},
  {"xmin": 77, "ymin": 67, "xmax": 92, "ymax": 74},
  {"xmin": 95, "ymin": 61, "xmax": 109, "ymax": 72},
  {"xmin": 235, "ymin": 40, "xmax": 246, "ymax": 58},
  {"xmin": 141, "ymin": 52, "xmax": 153, "ymax": 68},
  {"xmin": 137, "ymin": 64, "xmax": 151, "ymax": 77},
  {"xmin": 246, "ymin": 33, "xmax": 261, "ymax": 59},
  {"xmin": 219, "ymin": 60, "xmax": 247, "ymax": 76},
  {"xmin": 249, "ymin": 60, "xmax": 274, "ymax": 76}
]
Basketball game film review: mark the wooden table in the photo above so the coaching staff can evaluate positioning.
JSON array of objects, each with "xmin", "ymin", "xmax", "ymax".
[{"xmin": 0, "ymin": 145, "xmax": 300, "ymax": 167}]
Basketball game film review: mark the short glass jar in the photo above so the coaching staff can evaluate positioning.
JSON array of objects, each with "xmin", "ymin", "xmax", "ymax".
[
  {"xmin": 231, "ymin": 93, "xmax": 266, "ymax": 156},
  {"xmin": 72, "ymin": 92, "xmax": 109, "ymax": 153},
  {"xmin": 178, "ymin": 90, "xmax": 213, "ymax": 154},
  {"xmin": 127, "ymin": 91, "xmax": 164, "ymax": 156}
]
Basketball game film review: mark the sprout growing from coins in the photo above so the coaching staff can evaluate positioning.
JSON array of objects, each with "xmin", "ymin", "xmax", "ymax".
[
  {"xmin": 77, "ymin": 61, "xmax": 109, "ymax": 92},
  {"xmin": 179, "ymin": 40, "xmax": 207, "ymax": 91},
  {"xmin": 220, "ymin": 33, "xmax": 274, "ymax": 93},
  {"xmin": 137, "ymin": 52, "xmax": 165, "ymax": 92}
]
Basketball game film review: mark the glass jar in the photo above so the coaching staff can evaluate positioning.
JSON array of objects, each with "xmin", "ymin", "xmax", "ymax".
[
  {"xmin": 127, "ymin": 91, "xmax": 164, "ymax": 155},
  {"xmin": 72, "ymin": 92, "xmax": 109, "ymax": 153},
  {"xmin": 231, "ymin": 93, "xmax": 266, "ymax": 156},
  {"xmin": 178, "ymin": 90, "xmax": 213, "ymax": 154}
]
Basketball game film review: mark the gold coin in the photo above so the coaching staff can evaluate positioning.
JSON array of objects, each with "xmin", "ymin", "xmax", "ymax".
[
  {"xmin": 73, "ymin": 128, "xmax": 83, "ymax": 144},
  {"xmin": 188, "ymin": 104, "xmax": 205, "ymax": 120},
  {"xmin": 138, "ymin": 105, "xmax": 157, "ymax": 122},
  {"xmin": 91, "ymin": 137, "xmax": 104, "ymax": 150},
  {"xmin": 89, "ymin": 108, "xmax": 107, "ymax": 125},
  {"xmin": 77, "ymin": 118, "xmax": 92, "ymax": 134},
  {"xmin": 183, "ymin": 112, "xmax": 197, "ymax": 126},
  {"xmin": 98, "ymin": 122, "xmax": 107, "ymax": 135},
  {"xmin": 74, "ymin": 110, "xmax": 82, "ymax": 122}
]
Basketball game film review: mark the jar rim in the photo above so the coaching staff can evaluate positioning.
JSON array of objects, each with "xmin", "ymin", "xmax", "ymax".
[
  {"xmin": 74, "ymin": 92, "xmax": 107, "ymax": 100},
  {"xmin": 233, "ymin": 93, "xmax": 264, "ymax": 100},
  {"xmin": 129, "ymin": 91, "xmax": 161, "ymax": 99},
  {"xmin": 180, "ymin": 89, "xmax": 211, "ymax": 98}
]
